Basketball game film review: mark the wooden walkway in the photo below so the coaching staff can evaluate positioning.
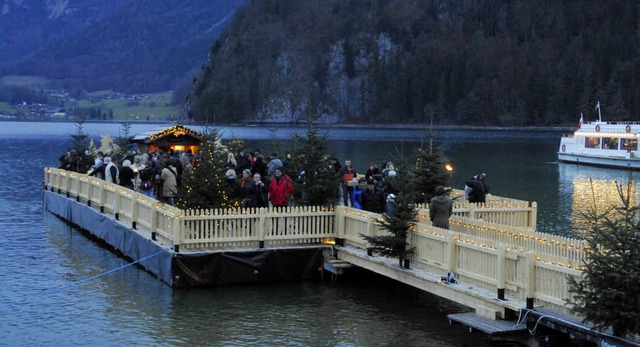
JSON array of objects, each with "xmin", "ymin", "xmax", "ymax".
[{"xmin": 448, "ymin": 313, "xmax": 526, "ymax": 335}]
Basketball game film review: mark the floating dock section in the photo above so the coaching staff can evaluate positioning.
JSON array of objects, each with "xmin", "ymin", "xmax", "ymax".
[{"xmin": 43, "ymin": 190, "xmax": 324, "ymax": 288}]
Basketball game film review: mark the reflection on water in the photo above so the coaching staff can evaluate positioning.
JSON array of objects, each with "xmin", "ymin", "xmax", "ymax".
[
  {"xmin": 558, "ymin": 163, "xmax": 638, "ymax": 238},
  {"xmin": 2, "ymin": 122, "xmax": 638, "ymax": 345}
]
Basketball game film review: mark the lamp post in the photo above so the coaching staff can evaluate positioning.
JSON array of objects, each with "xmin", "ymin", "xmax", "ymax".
[{"xmin": 445, "ymin": 163, "xmax": 454, "ymax": 187}]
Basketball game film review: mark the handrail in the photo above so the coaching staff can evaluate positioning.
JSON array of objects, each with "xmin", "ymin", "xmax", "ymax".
[{"xmin": 45, "ymin": 167, "xmax": 584, "ymax": 312}]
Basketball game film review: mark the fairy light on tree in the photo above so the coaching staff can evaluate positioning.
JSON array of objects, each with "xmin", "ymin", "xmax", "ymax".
[{"xmin": 176, "ymin": 126, "xmax": 237, "ymax": 210}]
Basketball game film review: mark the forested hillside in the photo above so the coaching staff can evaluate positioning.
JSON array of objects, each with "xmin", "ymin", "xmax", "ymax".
[{"xmin": 187, "ymin": 0, "xmax": 640, "ymax": 126}]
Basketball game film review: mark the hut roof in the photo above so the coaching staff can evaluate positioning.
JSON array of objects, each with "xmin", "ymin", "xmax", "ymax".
[{"xmin": 132, "ymin": 124, "xmax": 203, "ymax": 145}]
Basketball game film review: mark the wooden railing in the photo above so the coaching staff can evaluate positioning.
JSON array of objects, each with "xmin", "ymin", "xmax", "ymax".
[
  {"xmin": 45, "ymin": 168, "xmax": 183, "ymax": 242},
  {"xmin": 45, "ymin": 167, "xmax": 583, "ymax": 312},
  {"xmin": 335, "ymin": 205, "xmax": 583, "ymax": 312},
  {"xmin": 418, "ymin": 189, "xmax": 537, "ymax": 230},
  {"xmin": 181, "ymin": 206, "xmax": 335, "ymax": 249}
]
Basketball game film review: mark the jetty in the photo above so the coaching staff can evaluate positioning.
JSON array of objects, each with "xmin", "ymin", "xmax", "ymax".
[{"xmin": 43, "ymin": 167, "xmax": 639, "ymax": 346}]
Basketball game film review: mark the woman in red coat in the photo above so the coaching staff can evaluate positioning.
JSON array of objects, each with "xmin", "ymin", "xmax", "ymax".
[{"xmin": 268, "ymin": 167, "xmax": 294, "ymax": 207}]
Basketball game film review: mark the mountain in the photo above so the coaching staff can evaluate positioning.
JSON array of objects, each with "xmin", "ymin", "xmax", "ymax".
[
  {"xmin": 0, "ymin": 0, "xmax": 131, "ymax": 67},
  {"xmin": 187, "ymin": 0, "xmax": 640, "ymax": 126},
  {"xmin": 1, "ymin": 0, "xmax": 246, "ymax": 93}
]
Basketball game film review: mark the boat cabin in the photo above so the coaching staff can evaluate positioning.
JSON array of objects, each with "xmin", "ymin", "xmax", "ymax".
[
  {"xmin": 132, "ymin": 124, "xmax": 203, "ymax": 155},
  {"xmin": 558, "ymin": 121, "xmax": 640, "ymax": 169}
]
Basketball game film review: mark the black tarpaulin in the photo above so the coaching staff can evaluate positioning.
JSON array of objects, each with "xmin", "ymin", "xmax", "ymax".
[{"xmin": 172, "ymin": 248, "xmax": 324, "ymax": 287}]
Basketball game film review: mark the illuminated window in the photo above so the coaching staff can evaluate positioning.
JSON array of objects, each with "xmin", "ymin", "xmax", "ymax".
[
  {"xmin": 601, "ymin": 137, "xmax": 619, "ymax": 150},
  {"xmin": 622, "ymin": 138, "xmax": 638, "ymax": 151},
  {"xmin": 585, "ymin": 137, "xmax": 600, "ymax": 148}
]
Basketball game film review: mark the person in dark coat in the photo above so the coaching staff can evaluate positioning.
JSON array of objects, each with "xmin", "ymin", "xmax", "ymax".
[
  {"xmin": 429, "ymin": 186, "xmax": 453, "ymax": 229},
  {"xmin": 119, "ymin": 159, "xmax": 135, "ymax": 189},
  {"xmin": 251, "ymin": 155, "xmax": 268, "ymax": 183},
  {"xmin": 224, "ymin": 169, "xmax": 241, "ymax": 202},
  {"xmin": 240, "ymin": 169, "xmax": 267, "ymax": 208},
  {"xmin": 362, "ymin": 179, "xmax": 385, "ymax": 213},
  {"xmin": 466, "ymin": 174, "xmax": 487, "ymax": 203}
]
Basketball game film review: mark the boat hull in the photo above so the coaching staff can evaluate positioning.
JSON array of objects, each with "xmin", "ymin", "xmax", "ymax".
[{"xmin": 558, "ymin": 152, "xmax": 640, "ymax": 170}]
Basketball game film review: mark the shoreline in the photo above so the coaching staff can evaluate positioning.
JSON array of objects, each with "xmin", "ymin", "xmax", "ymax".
[{"xmin": 0, "ymin": 119, "xmax": 575, "ymax": 132}]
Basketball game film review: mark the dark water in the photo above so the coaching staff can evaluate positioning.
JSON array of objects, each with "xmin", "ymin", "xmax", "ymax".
[{"xmin": 0, "ymin": 121, "xmax": 635, "ymax": 346}]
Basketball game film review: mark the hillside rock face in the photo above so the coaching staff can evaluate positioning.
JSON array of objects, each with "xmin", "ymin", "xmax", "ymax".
[{"xmin": 187, "ymin": 0, "xmax": 640, "ymax": 126}]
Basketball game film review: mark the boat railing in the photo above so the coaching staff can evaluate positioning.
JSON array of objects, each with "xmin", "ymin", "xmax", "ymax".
[{"xmin": 582, "ymin": 120, "xmax": 640, "ymax": 125}]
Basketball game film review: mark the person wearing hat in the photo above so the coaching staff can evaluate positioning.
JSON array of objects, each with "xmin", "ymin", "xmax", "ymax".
[{"xmin": 268, "ymin": 166, "xmax": 294, "ymax": 208}]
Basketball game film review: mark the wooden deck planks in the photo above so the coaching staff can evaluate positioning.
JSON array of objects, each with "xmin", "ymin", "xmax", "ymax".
[{"xmin": 448, "ymin": 313, "xmax": 527, "ymax": 335}]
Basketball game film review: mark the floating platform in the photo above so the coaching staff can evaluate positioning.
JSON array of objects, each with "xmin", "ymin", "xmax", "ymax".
[
  {"xmin": 43, "ymin": 190, "xmax": 325, "ymax": 288},
  {"xmin": 448, "ymin": 313, "xmax": 526, "ymax": 335}
]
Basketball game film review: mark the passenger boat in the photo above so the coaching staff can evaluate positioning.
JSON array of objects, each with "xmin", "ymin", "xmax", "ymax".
[{"xmin": 558, "ymin": 108, "xmax": 640, "ymax": 170}]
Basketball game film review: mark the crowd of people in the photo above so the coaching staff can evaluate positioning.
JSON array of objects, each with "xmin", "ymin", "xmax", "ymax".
[{"xmin": 57, "ymin": 147, "xmax": 489, "ymax": 229}]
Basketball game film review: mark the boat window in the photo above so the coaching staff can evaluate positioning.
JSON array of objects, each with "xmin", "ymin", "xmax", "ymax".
[
  {"xmin": 622, "ymin": 138, "xmax": 638, "ymax": 151},
  {"xmin": 585, "ymin": 137, "xmax": 600, "ymax": 148},
  {"xmin": 601, "ymin": 137, "xmax": 619, "ymax": 150}
]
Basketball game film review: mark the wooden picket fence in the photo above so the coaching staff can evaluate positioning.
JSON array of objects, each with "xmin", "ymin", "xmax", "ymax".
[{"xmin": 45, "ymin": 167, "xmax": 585, "ymax": 312}]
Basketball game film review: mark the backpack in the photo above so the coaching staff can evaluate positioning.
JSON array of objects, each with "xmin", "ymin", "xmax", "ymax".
[{"xmin": 167, "ymin": 167, "xmax": 181, "ymax": 188}]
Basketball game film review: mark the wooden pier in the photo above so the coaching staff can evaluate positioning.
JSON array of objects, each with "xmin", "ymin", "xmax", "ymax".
[{"xmin": 43, "ymin": 167, "xmax": 640, "ymax": 346}]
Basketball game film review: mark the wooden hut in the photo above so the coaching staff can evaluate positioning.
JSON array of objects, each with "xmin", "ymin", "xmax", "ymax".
[{"xmin": 132, "ymin": 124, "xmax": 203, "ymax": 154}]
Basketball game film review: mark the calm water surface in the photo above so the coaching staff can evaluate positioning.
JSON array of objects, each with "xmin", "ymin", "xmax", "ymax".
[{"xmin": 0, "ymin": 121, "xmax": 636, "ymax": 346}]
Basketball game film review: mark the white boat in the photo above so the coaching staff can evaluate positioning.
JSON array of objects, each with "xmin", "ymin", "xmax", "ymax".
[{"xmin": 558, "ymin": 116, "xmax": 640, "ymax": 170}]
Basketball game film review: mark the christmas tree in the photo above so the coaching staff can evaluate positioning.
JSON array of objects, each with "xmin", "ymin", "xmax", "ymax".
[
  {"xmin": 568, "ymin": 179, "xmax": 640, "ymax": 338},
  {"xmin": 66, "ymin": 120, "xmax": 94, "ymax": 173},
  {"xmin": 290, "ymin": 122, "xmax": 339, "ymax": 206},
  {"xmin": 361, "ymin": 160, "xmax": 418, "ymax": 267},
  {"xmin": 413, "ymin": 130, "xmax": 450, "ymax": 203},
  {"xmin": 176, "ymin": 126, "xmax": 237, "ymax": 210}
]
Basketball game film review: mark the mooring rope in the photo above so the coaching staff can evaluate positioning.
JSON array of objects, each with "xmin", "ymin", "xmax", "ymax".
[{"xmin": 0, "ymin": 246, "xmax": 173, "ymax": 310}]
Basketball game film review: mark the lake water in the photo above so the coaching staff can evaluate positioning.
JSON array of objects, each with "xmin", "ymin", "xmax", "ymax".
[{"xmin": 0, "ymin": 121, "xmax": 635, "ymax": 346}]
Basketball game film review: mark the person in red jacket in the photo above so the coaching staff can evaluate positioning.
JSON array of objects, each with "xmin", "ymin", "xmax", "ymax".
[{"xmin": 268, "ymin": 167, "xmax": 294, "ymax": 207}]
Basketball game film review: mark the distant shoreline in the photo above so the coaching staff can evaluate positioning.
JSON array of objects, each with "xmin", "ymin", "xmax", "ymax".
[{"xmin": 0, "ymin": 118, "xmax": 574, "ymax": 132}]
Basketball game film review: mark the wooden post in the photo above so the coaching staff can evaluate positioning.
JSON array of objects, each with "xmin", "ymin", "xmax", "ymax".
[
  {"xmin": 114, "ymin": 187, "xmax": 121, "ymax": 220},
  {"xmin": 447, "ymin": 232, "xmax": 457, "ymax": 274},
  {"xmin": 258, "ymin": 207, "xmax": 266, "ymax": 247},
  {"xmin": 99, "ymin": 182, "xmax": 105, "ymax": 213},
  {"xmin": 131, "ymin": 195, "xmax": 138, "ymax": 229},
  {"xmin": 497, "ymin": 245, "xmax": 506, "ymax": 300},
  {"xmin": 468, "ymin": 203, "xmax": 476, "ymax": 220},
  {"xmin": 150, "ymin": 204, "xmax": 157, "ymax": 235},
  {"xmin": 525, "ymin": 252, "xmax": 536, "ymax": 309},
  {"xmin": 529, "ymin": 202, "xmax": 538, "ymax": 230},
  {"xmin": 87, "ymin": 179, "xmax": 92, "ymax": 207},
  {"xmin": 334, "ymin": 205, "xmax": 344, "ymax": 240},
  {"xmin": 65, "ymin": 174, "xmax": 70, "ymax": 197},
  {"xmin": 173, "ymin": 212, "xmax": 183, "ymax": 251}
]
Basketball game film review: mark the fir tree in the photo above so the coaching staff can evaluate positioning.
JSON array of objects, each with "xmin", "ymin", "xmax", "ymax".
[
  {"xmin": 567, "ymin": 179, "xmax": 640, "ymax": 338},
  {"xmin": 176, "ymin": 126, "xmax": 235, "ymax": 210},
  {"xmin": 289, "ymin": 122, "xmax": 339, "ymax": 206},
  {"xmin": 115, "ymin": 121, "xmax": 134, "ymax": 158},
  {"xmin": 67, "ymin": 120, "xmax": 93, "ymax": 173},
  {"xmin": 361, "ymin": 160, "xmax": 418, "ymax": 267},
  {"xmin": 412, "ymin": 130, "xmax": 450, "ymax": 203}
]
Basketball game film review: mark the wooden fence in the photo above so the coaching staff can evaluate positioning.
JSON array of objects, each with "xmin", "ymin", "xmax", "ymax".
[
  {"xmin": 45, "ymin": 167, "xmax": 583, "ymax": 312},
  {"xmin": 335, "ymin": 205, "xmax": 582, "ymax": 312}
]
